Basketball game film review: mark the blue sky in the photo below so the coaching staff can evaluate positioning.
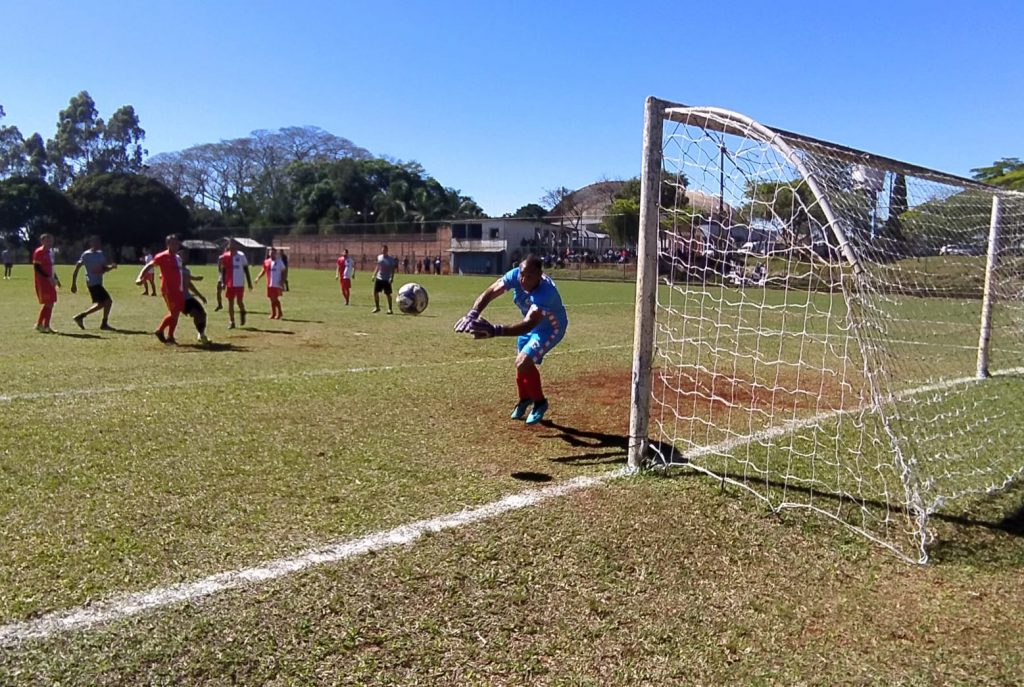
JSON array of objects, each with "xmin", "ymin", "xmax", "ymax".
[{"xmin": 1, "ymin": 0, "xmax": 1021, "ymax": 215}]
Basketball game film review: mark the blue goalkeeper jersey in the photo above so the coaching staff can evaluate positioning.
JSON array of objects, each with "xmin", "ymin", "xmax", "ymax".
[{"xmin": 501, "ymin": 268, "xmax": 568, "ymax": 334}]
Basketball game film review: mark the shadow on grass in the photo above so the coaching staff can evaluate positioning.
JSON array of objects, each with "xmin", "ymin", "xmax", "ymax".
[
  {"xmin": 280, "ymin": 318, "xmax": 324, "ymax": 324},
  {"xmin": 240, "ymin": 328, "xmax": 295, "ymax": 335},
  {"xmin": 652, "ymin": 453, "xmax": 1024, "ymax": 565},
  {"xmin": 539, "ymin": 421, "xmax": 627, "ymax": 465},
  {"xmin": 179, "ymin": 342, "xmax": 250, "ymax": 353},
  {"xmin": 102, "ymin": 328, "xmax": 152, "ymax": 336},
  {"xmin": 54, "ymin": 331, "xmax": 102, "ymax": 340},
  {"xmin": 539, "ymin": 421, "xmax": 681, "ymax": 468}
]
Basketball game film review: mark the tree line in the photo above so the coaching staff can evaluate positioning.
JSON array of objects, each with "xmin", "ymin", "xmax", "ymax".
[{"xmin": 0, "ymin": 91, "xmax": 486, "ymax": 255}]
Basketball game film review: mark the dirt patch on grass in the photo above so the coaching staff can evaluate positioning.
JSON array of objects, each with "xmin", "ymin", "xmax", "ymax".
[{"xmin": 654, "ymin": 365, "xmax": 860, "ymax": 416}]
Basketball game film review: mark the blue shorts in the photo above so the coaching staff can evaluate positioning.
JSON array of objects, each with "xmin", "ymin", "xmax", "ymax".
[{"xmin": 516, "ymin": 327, "xmax": 564, "ymax": 365}]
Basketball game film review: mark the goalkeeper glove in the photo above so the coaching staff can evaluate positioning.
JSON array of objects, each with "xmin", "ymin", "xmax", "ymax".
[
  {"xmin": 470, "ymin": 318, "xmax": 503, "ymax": 339},
  {"xmin": 454, "ymin": 308, "xmax": 480, "ymax": 333}
]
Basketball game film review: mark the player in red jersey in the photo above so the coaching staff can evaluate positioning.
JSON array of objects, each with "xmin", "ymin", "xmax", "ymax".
[
  {"xmin": 136, "ymin": 234, "xmax": 185, "ymax": 344},
  {"xmin": 218, "ymin": 239, "xmax": 252, "ymax": 328},
  {"xmin": 335, "ymin": 249, "xmax": 354, "ymax": 305},
  {"xmin": 254, "ymin": 247, "xmax": 288, "ymax": 319},
  {"xmin": 32, "ymin": 234, "xmax": 60, "ymax": 333}
]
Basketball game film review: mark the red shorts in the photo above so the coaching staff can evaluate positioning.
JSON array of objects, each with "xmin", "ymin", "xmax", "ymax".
[
  {"xmin": 226, "ymin": 286, "xmax": 245, "ymax": 300},
  {"xmin": 35, "ymin": 280, "xmax": 57, "ymax": 305},
  {"xmin": 267, "ymin": 287, "xmax": 282, "ymax": 299},
  {"xmin": 163, "ymin": 291, "xmax": 185, "ymax": 314}
]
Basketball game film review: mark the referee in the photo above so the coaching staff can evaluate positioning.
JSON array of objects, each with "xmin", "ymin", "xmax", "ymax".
[{"xmin": 71, "ymin": 235, "xmax": 117, "ymax": 330}]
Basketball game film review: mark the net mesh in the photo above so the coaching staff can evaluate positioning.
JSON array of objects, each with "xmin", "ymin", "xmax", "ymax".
[{"xmin": 645, "ymin": 105, "xmax": 1024, "ymax": 562}]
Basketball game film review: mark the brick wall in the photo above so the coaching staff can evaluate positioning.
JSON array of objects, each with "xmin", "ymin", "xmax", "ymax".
[{"xmin": 273, "ymin": 226, "xmax": 452, "ymax": 273}]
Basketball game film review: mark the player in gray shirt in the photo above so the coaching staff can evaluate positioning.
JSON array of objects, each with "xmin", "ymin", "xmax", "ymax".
[
  {"xmin": 371, "ymin": 244, "xmax": 400, "ymax": 314},
  {"xmin": 2, "ymin": 247, "xmax": 12, "ymax": 279},
  {"xmin": 71, "ymin": 235, "xmax": 117, "ymax": 330}
]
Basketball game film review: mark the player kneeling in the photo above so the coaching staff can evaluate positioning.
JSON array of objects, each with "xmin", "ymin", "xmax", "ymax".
[{"xmin": 454, "ymin": 255, "xmax": 567, "ymax": 425}]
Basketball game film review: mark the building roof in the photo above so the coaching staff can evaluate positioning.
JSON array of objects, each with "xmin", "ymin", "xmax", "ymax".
[
  {"xmin": 182, "ymin": 240, "xmax": 219, "ymax": 250},
  {"xmin": 224, "ymin": 237, "xmax": 266, "ymax": 249}
]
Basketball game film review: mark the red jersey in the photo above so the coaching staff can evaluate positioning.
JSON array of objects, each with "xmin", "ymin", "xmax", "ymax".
[
  {"xmin": 32, "ymin": 245, "xmax": 53, "ymax": 280},
  {"xmin": 152, "ymin": 250, "xmax": 183, "ymax": 294}
]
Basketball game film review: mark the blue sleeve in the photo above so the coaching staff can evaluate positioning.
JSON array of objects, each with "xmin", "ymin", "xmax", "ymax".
[{"xmin": 501, "ymin": 268, "xmax": 518, "ymax": 291}]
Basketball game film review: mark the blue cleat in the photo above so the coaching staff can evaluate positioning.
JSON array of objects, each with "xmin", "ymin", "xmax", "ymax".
[
  {"xmin": 525, "ymin": 399, "xmax": 549, "ymax": 425},
  {"xmin": 511, "ymin": 399, "xmax": 532, "ymax": 421}
]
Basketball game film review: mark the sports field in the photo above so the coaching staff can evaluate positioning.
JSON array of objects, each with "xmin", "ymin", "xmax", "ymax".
[{"xmin": 1, "ymin": 264, "xmax": 1023, "ymax": 685}]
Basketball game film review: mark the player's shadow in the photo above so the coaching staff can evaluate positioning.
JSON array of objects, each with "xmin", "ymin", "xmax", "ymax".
[
  {"xmin": 541, "ymin": 421, "xmax": 629, "ymax": 465},
  {"xmin": 55, "ymin": 331, "xmax": 102, "ymax": 340},
  {"xmin": 102, "ymin": 328, "xmax": 151, "ymax": 336},
  {"xmin": 240, "ymin": 328, "xmax": 295, "ymax": 334},
  {"xmin": 181, "ymin": 342, "xmax": 249, "ymax": 353},
  {"xmin": 541, "ymin": 421, "xmax": 686, "ymax": 467},
  {"xmin": 280, "ymin": 318, "xmax": 324, "ymax": 324}
]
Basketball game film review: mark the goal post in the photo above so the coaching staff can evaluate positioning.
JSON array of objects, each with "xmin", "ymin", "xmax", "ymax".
[{"xmin": 628, "ymin": 97, "xmax": 1024, "ymax": 562}]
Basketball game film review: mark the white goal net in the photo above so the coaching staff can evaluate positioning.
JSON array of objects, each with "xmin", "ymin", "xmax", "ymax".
[{"xmin": 628, "ymin": 98, "xmax": 1024, "ymax": 562}]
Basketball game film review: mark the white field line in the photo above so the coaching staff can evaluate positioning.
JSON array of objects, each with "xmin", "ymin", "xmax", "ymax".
[
  {"xmin": 0, "ymin": 344, "xmax": 631, "ymax": 404},
  {"xmin": 0, "ymin": 469, "xmax": 627, "ymax": 645},
  {"xmin": 2, "ymin": 365, "xmax": 1021, "ymax": 644}
]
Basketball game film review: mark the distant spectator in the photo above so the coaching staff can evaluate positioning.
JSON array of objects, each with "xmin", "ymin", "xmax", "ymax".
[
  {"xmin": 2, "ymin": 246, "xmax": 12, "ymax": 279},
  {"xmin": 434, "ymin": 255, "xmax": 442, "ymax": 275},
  {"xmin": 403, "ymin": 256, "xmax": 410, "ymax": 274}
]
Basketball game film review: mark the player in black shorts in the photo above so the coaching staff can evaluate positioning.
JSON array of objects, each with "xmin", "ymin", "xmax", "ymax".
[
  {"xmin": 71, "ymin": 235, "xmax": 117, "ymax": 330},
  {"xmin": 180, "ymin": 251, "xmax": 211, "ymax": 344}
]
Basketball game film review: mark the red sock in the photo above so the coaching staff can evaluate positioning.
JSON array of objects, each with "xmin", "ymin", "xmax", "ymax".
[
  {"xmin": 522, "ymin": 365, "xmax": 543, "ymax": 401},
  {"xmin": 516, "ymin": 369, "xmax": 529, "ymax": 400},
  {"xmin": 42, "ymin": 304, "xmax": 54, "ymax": 327},
  {"xmin": 166, "ymin": 312, "xmax": 179, "ymax": 338}
]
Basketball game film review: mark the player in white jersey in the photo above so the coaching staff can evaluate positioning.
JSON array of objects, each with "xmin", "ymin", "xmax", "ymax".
[
  {"xmin": 254, "ymin": 247, "xmax": 288, "ymax": 319},
  {"xmin": 218, "ymin": 239, "xmax": 252, "ymax": 328}
]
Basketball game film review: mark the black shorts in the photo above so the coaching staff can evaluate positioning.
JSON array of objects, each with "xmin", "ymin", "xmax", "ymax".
[
  {"xmin": 374, "ymin": 278, "xmax": 393, "ymax": 295},
  {"xmin": 87, "ymin": 284, "xmax": 111, "ymax": 304},
  {"xmin": 183, "ymin": 297, "xmax": 206, "ymax": 317}
]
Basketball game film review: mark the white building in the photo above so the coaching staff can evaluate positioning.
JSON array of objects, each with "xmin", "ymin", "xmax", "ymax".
[{"xmin": 448, "ymin": 219, "xmax": 569, "ymax": 275}]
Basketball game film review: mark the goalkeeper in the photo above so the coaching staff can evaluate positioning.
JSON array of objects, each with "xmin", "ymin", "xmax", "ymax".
[{"xmin": 454, "ymin": 255, "xmax": 567, "ymax": 425}]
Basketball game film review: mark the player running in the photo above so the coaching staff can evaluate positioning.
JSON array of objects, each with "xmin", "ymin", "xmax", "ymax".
[
  {"xmin": 32, "ymin": 234, "xmax": 60, "ymax": 333},
  {"xmin": 254, "ymin": 247, "xmax": 288, "ymax": 319},
  {"xmin": 371, "ymin": 244, "xmax": 398, "ymax": 314},
  {"xmin": 218, "ymin": 239, "xmax": 252, "ymax": 328},
  {"xmin": 454, "ymin": 254, "xmax": 567, "ymax": 425},
  {"xmin": 136, "ymin": 234, "xmax": 185, "ymax": 344},
  {"xmin": 336, "ymin": 249, "xmax": 354, "ymax": 305},
  {"xmin": 71, "ymin": 235, "xmax": 117, "ymax": 330}
]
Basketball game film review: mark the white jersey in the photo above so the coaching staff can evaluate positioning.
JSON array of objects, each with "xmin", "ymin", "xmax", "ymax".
[
  {"xmin": 267, "ymin": 257, "xmax": 286, "ymax": 288},
  {"xmin": 222, "ymin": 251, "xmax": 249, "ymax": 287},
  {"xmin": 343, "ymin": 257, "xmax": 354, "ymax": 279}
]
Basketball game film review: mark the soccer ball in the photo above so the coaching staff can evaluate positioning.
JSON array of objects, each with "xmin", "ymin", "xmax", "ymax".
[{"xmin": 397, "ymin": 282, "xmax": 429, "ymax": 315}]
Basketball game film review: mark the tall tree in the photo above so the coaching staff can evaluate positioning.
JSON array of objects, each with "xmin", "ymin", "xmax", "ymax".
[
  {"xmin": 46, "ymin": 92, "xmax": 148, "ymax": 188},
  {"xmin": 0, "ymin": 176, "xmax": 79, "ymax": 245},
  {"xmin": 47, "ymin": 91, "xmax": 105, "ymax": 188},
  {"xmin": 98, "ymin": 105, "xmax": 146, "ymax": 174},
  {"xmin": 510, "ymin": 203, "xmax": 547, "ymax": 219},
  {"xmin": 0, "ymin": 105, "xmax": 27, "ymax": 179},
  {"xmin": 68, "ymin": 173, "xmax": 189, "ymax": 256},
  {"xmin": 22, "ymin": 133, "xmax": 49, "ymax": 180}
]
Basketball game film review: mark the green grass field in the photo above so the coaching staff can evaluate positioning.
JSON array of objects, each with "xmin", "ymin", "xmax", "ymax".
[{"xmin": 1, "ymin": 264, "xmax": 1023, "ymax": 685}]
